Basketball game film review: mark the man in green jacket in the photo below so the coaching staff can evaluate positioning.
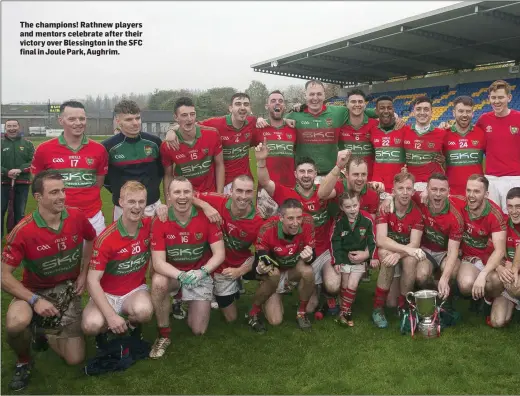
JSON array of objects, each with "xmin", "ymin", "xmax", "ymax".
[{"xmin": 1, "ymin": 119, "xmax": 34, "ymax": 237}]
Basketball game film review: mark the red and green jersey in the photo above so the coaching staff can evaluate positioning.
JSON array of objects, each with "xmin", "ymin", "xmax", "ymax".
[
  {"xmin": 89, "ymin": 217, "xmax": 151, "ymax": 296},
  {"xmin": 333, "ymin": 178, "xmax": 379, "ymax": 215},
  {"xmin": 160, "ymin": 126, "xmax": 222, "ymax": 193},
  {"xmin": 199, "ymin": 115, "xmax": 256, "ymax": 185},
  {"xmin": 272, "ymin": 183, "xmax": 331, "ymax": 255},
  {"xmin": 476, "ymin": 110, "xmax": 520, "ymax": 177},
  {"xmin": 506, "ymin": 217, "xmax": 520, "ymax": 261},
  {"xmin": 412, "ymin": 194, "xmax": 464, "ymax": 252},
  {"xmin": 196, "ymin": 192, "xmax": 265, "ymax": 272},
  {"xmin": 376, "ymin": 200, "xmax": 424, "ymax": 245},
  {"xmin": 252, "ymin": 122, "xmax": 296, "ymax": 187},
  {"xmin": 370, "ymin": 124, "xmax": 406, "ymax": 192},
  {"xmin": 443, "ymin": 125, "xmax": 486, "ymax": 196},
  {"xmin": 2, "ymin": 207, "xmax": 96, "ymax": 290},
  {"xmin": 31, "ymin": 134, "xmax": 108, "ymax": 218},
  {"xmin": 255, "ymin": 214, "xmax": 315, "ymax": 269},
  {"xmin": 151, "ymin": 206, "xmax": 223, "ymax": 271},
  {"xmin": 460, "ymin": 199, "xmax": 506, "ymax": 263},
  {"xmin": 339, "ymin": 116, "xmax": 377, "ymax": 180},
  {"xmin": 403, "ymin": 125, "xmax": 446, "ymax": 183}
]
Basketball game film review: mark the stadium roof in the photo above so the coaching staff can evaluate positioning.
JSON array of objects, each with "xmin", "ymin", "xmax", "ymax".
[{"xmin": 251, "ymin": 1, "xmax": 520, "ymax": 85}]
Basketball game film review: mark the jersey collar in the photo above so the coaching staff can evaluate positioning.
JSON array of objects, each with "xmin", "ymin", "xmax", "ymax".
[
  {"xmin": 345, "ymin": 113, "xmax": 369, "ymax": 127},
  {"xmin": 508, "ymin": 217, "xmax": 520, "ymax": 237},
  {"xmin": 168, "ymin": 205, "xmax": 198, "ymax": 228},
  {"xmin": 277, "ymin": 221, "xmax": 302, "ymax": 240},
  {"xmin": 465, "ymin": 199, "xmax": 491, "ymax": 220},
  {"xmin": 450, "ymin": 123, "xmax": 475, "ymax": 136},
  {"xmin": 428, "ymin": 198, "xmax": 450, "ymax": 216},
  {"xmin": 58, "ymin": 133, "xmax": 88, "ymax": 152},
  {"xmin": 226, "ymin": 114, "xmax": 248, "ymax": 131},
  {"xmin": 176, "ymin": 126, "xmax": 201, "ymax": 148},
  {"xmin": 295, "ymin": 183, "xmax": 317, "ymax": 199},
  {"xmin": 304, "ymin": 105, "xmax": 327, "ymax": 117},
  {"xmin": 226, "ymin": 197, "xmax": 256, "ymax": 220},
  {"xmin": 377, "ymin": 123, "xmax": 397, "ymax": 134},
  {"xmin": 4, "ymin": 134, "xmax": 22, "ymax": 141},
  {"xmin": 117, "ymin": 216, "xmax": 143, "ymax": 239},
  {"xmin": 412, "ymin": 123, "xmax": 435, "ymax": 136},
  {"xmin": 265, "ymin": 119, "xmax": 287, "ymax": 129},
  {"xmin": 394, "ymin": 199, "xmax": 413, "ymax": 219},
  {"xmin": 33, "ymin": 208, "xmax": 69, "ymax": 234}
]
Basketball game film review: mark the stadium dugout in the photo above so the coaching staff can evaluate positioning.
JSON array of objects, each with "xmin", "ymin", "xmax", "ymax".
[{"xmin": 251, "ymin": 1, "xmax": 520, "ymax": 123}]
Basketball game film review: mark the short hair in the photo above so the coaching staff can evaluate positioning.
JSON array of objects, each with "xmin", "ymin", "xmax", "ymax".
[
  {"xmin": 266, "ymin": 90, "xmax": 284, "ymax": 102},
  {"xmin": 467, "ymin": 174, "xmax": 489, "ymax": 191},
  {"xmin": 428, "ymin": 173, "xmax": 449, "ymax": 183},
  {"xmin": 453, "ymin": 95, "xmax": 473, "ymax": 108},
  {"xmin": 168, "ymin": 176, "xmax": 192, "ymax": 192},
  {"xmin": 60, "ymin": 100, "xmax": 85, "ymax": 114},
  {"xmin": 174, "ymin": 97, "xmax": 195, "ymax": 115},
  {"xmin": 413, "ymin": 96, "xmax": 432, "ymax": 107},
  {"xmin": 338, "ymin": 191, "xmax": 360, "ymax": 205},
  {"xmin": 296, "ymin": 157, "xmax": 317, "ymax": 172},
  {"xmin": 120, "ymin": 181, "xmax": 147, "ymax": 199},
  {"xmin": 305, "ymin": 80, "xmax": 325, "ymax": 90},
  {"xmin": 279, "ymin": 198, "xmax": 303, "ymax": 215},
  {"xmin": 114, "ymin": 100, "xmax": 140, "ymax": 115},
  {"xmin": 376, "ymin": 95, "xmax": 393, "ymax": 104},
  {"xmin": 32, "ymin": 170, "xmax": 63, "ymax": 197},
  {"xmin": 347, "ymin": 156, "xmax": 368, "ymax": 174},
  {"xmin": 488, "ymin": 80, "xmax": 511, "ymax": 95},
  {"xmin": 346, "ymin": 89, "xmax": 367, "ymax": 100},
  {"xmin": 5, "ymin": 119, "xmax": 20, "ymax": 125},
  {"xmin": 507, "ymin": 187, "xmax": 520, "ymax": 201},
  {"xmin": 230, "ymin": 92, "xmax": 250, "ymax": 105},
  {"xmin": 394, "ymin": 171, "xmax": 415, "ymax": 185},
  {"xmin": 232, "ymin": 175, "xmax": 254, "ymax": 189}
]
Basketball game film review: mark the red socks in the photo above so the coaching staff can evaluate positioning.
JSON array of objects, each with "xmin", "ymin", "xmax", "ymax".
[
  {"xmin": 158, "ymin": 327, "xmax": 171, "ymax": 339},
  {"xmin": 298, "ymin": 300, "xmax": 309, "ymax": 314},
  {"xmin": 340, "ymin": 287, "xmax": 357, "ymax": 313},
  {"xmin": 398, "ymin": 294, "xmax": 406, "ymax": 309},
  {"xmin": 16, "ymin": 354, "xmax": 30, "ymax": 365},
  {"xmin": 327, "ymin": 297, "xmax": 337, "ymax": 309},
  {"xmin": 249, "ymin": 304, "xmax": 262, "ymax": 317},
  {"xmin": 373, "ymin": 287, "xmax": 389, "ymax": 309}
]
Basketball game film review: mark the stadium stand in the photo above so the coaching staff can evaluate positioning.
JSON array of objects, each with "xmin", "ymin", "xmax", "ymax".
[{"xmin": 326, "ymin": 78, "xmax": 520, "ymax": 126}]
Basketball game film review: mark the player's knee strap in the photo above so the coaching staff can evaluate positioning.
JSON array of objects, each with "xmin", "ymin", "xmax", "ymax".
[{"xmin": 215, "ymin": 292, "xmax": 240, "ymax": 309}]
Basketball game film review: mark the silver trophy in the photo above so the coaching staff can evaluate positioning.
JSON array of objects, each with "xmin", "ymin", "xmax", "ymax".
[{"xmin": 406, "ymin": 290, "xmax": 444, "ymax": 338}]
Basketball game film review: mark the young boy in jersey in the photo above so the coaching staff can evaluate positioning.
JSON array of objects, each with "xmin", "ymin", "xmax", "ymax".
[
  {"xmin": 81, "ymin": 181, "xmax": 154, "ymax": 347},
  {"xmin": 456, "ymin": 175, "xmax": 506, "ymax": 312},
  {"xmin": 246, "ymin": 199, "xmax": 316, "ymax": 331},
  {"xmin": 149, "ymin": 177, "xmax": 225, "ymax": 359},
  {"xmin": 372, "ymin": 172, "xmax": 425, "ymax": 329},
  {"xmin": 488, "ymin": 187, "xmax": 520, "ymax": 327},
  {"xmin": 330, "ymin": 192, "xmax": 377, "ymax": 326},
  {"xmin": 1, "ymin": 171, "xmax": 96, "ymax": 391}
]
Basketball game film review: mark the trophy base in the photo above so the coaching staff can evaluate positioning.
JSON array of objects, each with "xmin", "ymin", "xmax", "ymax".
[{"xmin": 418, "ymin": 320, "xmax": 440, "ymax": 338}]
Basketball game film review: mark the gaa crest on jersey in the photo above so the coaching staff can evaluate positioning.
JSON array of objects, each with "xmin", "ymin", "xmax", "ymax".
[
  {"xmin": 195, "ymin": 232, "xmax": 203, "ymax": 240},
  {"xmin": 359, "ymin": 227, "xmax": 366, "ymax": 237},
  {"xmin": 428, "ymin": 142, "xmax": 435, "ymax": 148},
  {"xmin": 144, "ymin": 145, "xmax": 153, "ymax": 156},
  {"xmin": 244, "ymin": 133, "xmax": 251, "ymax": 139},
  {"xmin": 287, "ymin": 133, "xmax": 292, "ymax": 139},
  {"xmin": 510, "ymin": 126, "xmax": 519, "ymax": 135},
  {"xmin": 19, "ymin": 146, "xmax": 24, "ymax": 151},
  {"xmin": 472, "ymin": 140, "xmax": 478, "ymax": 146},
  {"xmin": 86, "ymin": 157, "xmax": 94, "ymax": 165},
  {"xmin": 326, "ymin": 118, "xmax": 333, "ymax": 127},
  {"xmin": 203, "ymin": 148, "xmax": 209, "ymax": 155},
  {"xmin": 144, "ymin": 238, "xmax": 150, "ymax": 246}
]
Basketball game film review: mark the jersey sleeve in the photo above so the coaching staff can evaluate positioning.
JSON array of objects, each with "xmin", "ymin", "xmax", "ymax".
[
  {"xmin": 376, "ymin": 208, "xmax": 389, "ymax": 225},
  {"xmin": 271, "ymin": 183, "xmax": 291, "ymax": 206},
  {"xmin": 79, "ymin": 211, "xmax": 97, "ymax": 241},
  {"xmin": 302, "ymin": 215, "xmax": 316, "ymax": 248},
  {"xmin": 160, "ymin": 141, "xmax": 174, "ymax": 168},
  {"xmin": 97, "ymin": 146, "xmax": 109, "ymax": 176},
  {"xmin": 412, "ymin": 207, "xmax": 424, "ymax": 231},
  {"xmin": 207, "ymin": 222, "xmax": 223, "ymax": 244},
  {"xmin": 365, "ymin": 108, "xmax": 378, "ymax": 119},
  {"xmin": 199, "ymin": 118, "xmax": 220, "ymax": 129},
  {"xmin": 209, "ymin": 130, "xmax": 223, "ymax": 156},
  {"xmin": 490, "ymin": 206, "xmax": 507, "ymax": 233},
  {"xmin": 333, "ymin": 179, "xmax": 345, "ymax": 196},
  {"xmin": 150, "ymin": 217, "xmax": 166, "ymax": 251},
  {"xmin": 365, "ymin": 190, "xmax": 379, "ymax": 215},
  {"xmin": 89, "ymin": 237, "xmax": 111, "ymax": 272},
  {"xmin": 31, "ymin": 144, "xmax": 47, "ymax": 175},
  {"xmin": 449, "ymin": 207, "xmax": 464, "ymax": 242},
  {"xmin": 197, "ymin": 192, "xmax": 227, "ymax": 209},
  {"xmin": 255, "ymin": 222, "xmax": 272, "ymax": 252},
  {"xmin": 2, "ymin": 230, "xmax": 26, "ymax": 268}
]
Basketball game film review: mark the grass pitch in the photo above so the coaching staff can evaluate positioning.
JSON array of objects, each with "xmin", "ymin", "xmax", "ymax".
[{"xmin": 1, "ymin": 137, "xmax": 518, "ymax": 395}]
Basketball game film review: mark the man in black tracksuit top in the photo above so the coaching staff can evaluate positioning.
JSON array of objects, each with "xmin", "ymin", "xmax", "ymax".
[{"xmin": 102, "ymin": 100, "xmax": 164, "ymax": 221}]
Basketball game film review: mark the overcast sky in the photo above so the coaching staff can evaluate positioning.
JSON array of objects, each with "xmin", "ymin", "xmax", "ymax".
[{"xmin": 2, "ymin": 1, "xmax": 459, "ymax": 103}]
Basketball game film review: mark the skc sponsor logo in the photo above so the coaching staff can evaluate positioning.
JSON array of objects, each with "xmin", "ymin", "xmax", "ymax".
[
  {"xmin": 168, "ymin": 246, "xmax": 204, "ymax": 258},
  {"xmin": 41, "ymin": 249, "xmax": 81, "ymax": 272},
  {"xmin": 37, "ymin": 244, "xmax": 51, "ymax": 251},
  {"xmin": 180, "ymin": 160, "xmax": 211, "ymax": 175},
  {"xmin": 301, "ymin": 131, "xmax": 335, "ymax": 140},
  {"xmin": 62, "ymin": 172, "xmax": 95, "ymax": 182},
  {"xmin": 52, "ymin": 158, "xmax": 65, "ymax": 163},
  {"xmin": 223, "ymin": 145, "xmax": 249, "ymax": 158},
  {"xmin": 266, "ymin": 143, "xmax": 293, "ymax": 152}
]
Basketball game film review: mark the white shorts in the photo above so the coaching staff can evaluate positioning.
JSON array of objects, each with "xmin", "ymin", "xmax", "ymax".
[
  {"xmin": 98, "ymin": 284, "xmax": 149, "ymax": 315},
  {"xmin": 276, "ymin": 270, "xmax": 299, "ymax": 294},
  {"xmin": 213, "ymin": 258, "xmax": 253, "ymax": 296},
  {"xmin": 182, "ymin": 276, "xmax": 214, "ymax": 301},
  {"xmin": 312, "ymin": 250, "xmax": 330, "ymax": 285},
  {"xmin": 338, "ymin": 263, "xmax": 366, "ymax": 274},
  {"xmin": 501, "ymin": 290, "xmax": 520, "ymax": 310},
  {"xmin": 414, "ymin": 182, "xmax": 427, "ymax": 193},
  {"xmin": 462, "ymin": 256, "xmax": 485, "ymax": 272},
  {"xmin": 88, "ymin": 210, "xmax": 106, "ymax": 236},
  {"xmin": 394, "ymin": 262, "xmax": 402, "ymax": 278},
  {"xmin": 422, "ymin": 247, "xmax": 447, "ymax": 269},
  {"xmin": 256, "ymin": 188, "xmax": 279, "ymax": 219},
  {"xmin": 223, "ymin": 183, "xmax": 233, "ymax": 195},
  {"xmin": 113, "ymin": 199, "xmax": 162, "ymax": 222},
  {"xmin": 485, "ymin": 175, "xmax": 520, "ymax": 213}
]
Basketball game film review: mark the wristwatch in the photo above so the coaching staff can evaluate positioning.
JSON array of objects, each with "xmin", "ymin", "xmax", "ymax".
[{"xmin": 28, "ymin": 294, "xmax": 40, "ymax": 307}]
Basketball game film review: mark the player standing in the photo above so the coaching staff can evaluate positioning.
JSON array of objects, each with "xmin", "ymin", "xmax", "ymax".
[
  {"xmin": 1, "ymin": 171, "xmax": 96, "ymax": 391},
  {"xmin": 443, "ymin": 96, "xmax": 486, "ymax": 196},
  {"xmin": 160, "ymin": 97, "xmax": 225, "ymax": 196},
  {"xmin": 31, "ymin": 101, "xmax": 108, "ymax": 235},
  {"xmin": 476, "ymin": 80, "xmax": 520, "ymax": 212},
  {"xmin": 81, "ymin": 181, "xmax": 154, "ymax": 347},
  {"xmin": 149, "ymin": 177, "xmax": 224, "ymax": 358}
]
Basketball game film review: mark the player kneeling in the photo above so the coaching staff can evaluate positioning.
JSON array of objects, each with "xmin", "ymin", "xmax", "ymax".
[
  {"xmin": 489, "ymin": 187, "xmax": 520, "ymax": 327},
  {"xmin": 245, "ymin": 199, "xmax": 316, "ymax": 331},
  {"xmin": 1, "ymin": 171, "xmax": 96, "ymax": 391},
  {"xmin": 330, "ymin": 192, "xmax": 377, "ymax": 326},
  {"xmin": 81, "ymin": 182, "xmax": 153, "ymax": 349},
  {"xmin": 149, "ymin": 177, "xmax": 225, "ymax": 358}
]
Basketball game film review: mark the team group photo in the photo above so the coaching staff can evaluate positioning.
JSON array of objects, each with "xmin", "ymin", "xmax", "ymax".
[{"xmin": 2, "ymin": 1, "xmax": 520, "ymax": 395}]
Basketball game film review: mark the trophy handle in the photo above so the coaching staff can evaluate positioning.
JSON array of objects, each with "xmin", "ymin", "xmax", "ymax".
[{"xmin": 406, "ymin": 291, "xmax": 415, "ymax": 305}]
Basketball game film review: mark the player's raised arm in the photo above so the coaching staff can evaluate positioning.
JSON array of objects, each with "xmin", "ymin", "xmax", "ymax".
[
  {"xmin": 317, "ymin": 149, "xmax": 351, "ymax": 199},
  {"xmin": 254, "ymin": 138, "xmax": 276, "ymax": 196}
]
